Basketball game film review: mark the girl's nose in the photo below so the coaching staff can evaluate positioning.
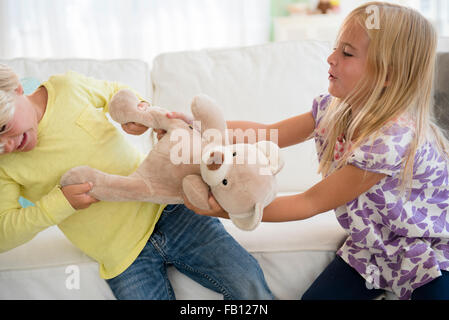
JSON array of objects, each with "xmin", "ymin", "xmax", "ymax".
[{"xmin": 327, "ymin": 50, "xmax": 337, "ymax": 66}]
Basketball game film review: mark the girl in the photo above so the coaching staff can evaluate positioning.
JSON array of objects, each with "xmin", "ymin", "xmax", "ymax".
[{"xmin": 171, "ymin": 2, "xmax": 449, "ymax": 300}]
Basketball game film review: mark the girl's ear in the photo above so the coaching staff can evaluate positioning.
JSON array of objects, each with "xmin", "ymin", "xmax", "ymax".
[{"xmin": 15, "ymin": 84, "xmax": 24, "ymax": 95}]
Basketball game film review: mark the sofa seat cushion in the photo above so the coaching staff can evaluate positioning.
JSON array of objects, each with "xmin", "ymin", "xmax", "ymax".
[
  {"xmin": 222, "ymin": 210, "xmax": 347, "ymax": 253},
  {"xmin": 0, "ymin": 209, "xmax": 346, "ymax": 272}
]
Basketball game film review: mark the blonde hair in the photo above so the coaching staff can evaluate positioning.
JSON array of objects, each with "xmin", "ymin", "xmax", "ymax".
[
  {"xmin": 0, "ymin": 64, "xmax": 20, "ymax": 153},
  {"xmin": 318, "ymin": 1, "xmax": 449, "ymax": 192}
]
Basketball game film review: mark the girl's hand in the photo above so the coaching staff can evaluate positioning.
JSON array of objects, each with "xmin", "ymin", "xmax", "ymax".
[
  {"xmin": 154, "ymin": 111, "xmax": 194, "ymax": 140},
  {"xmin": 121, "ymin": 102, "xmax": 150, "ymax": 135},
  {"xmin": 61, "ymin": 182, "xmax": 99, "ymax": 210},
  {"xmin": 183, "ymin": 193, "xmax": 229, "ymax": 219},
  {"xmin": 167, "ymin": 111, "xmax": 194, "ymax": 125}
]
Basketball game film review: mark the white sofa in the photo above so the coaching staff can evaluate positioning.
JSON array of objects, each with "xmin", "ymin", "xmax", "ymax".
[{"xmin": 0, "ymin": 41, "xmax": 351, "ymax": 300}]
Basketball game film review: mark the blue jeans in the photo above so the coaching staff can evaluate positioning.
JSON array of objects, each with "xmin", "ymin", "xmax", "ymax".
[
  {"xmin": 106, "ymin": 204, "xmax": 274, "ymax": 300},
  {"xmin": 302, "ymin": 255, "xmax": 449, "ymax": 300}
]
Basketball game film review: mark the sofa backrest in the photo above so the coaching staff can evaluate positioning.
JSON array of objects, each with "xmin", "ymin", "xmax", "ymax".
[
  {"xmin": 434, "ymin": 52, "xmax": 449, "ymax": 137},
  {"xmin": 151, "ymin": 40, "xmax": 332, "ymax": 192}
]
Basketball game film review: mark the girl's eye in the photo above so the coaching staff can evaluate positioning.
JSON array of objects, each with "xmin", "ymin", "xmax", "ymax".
[
  {"xmin": 0, "ymin": 125, "xmax": 6, "ymax": 133},
  {"xmin": 343, "ymin": 52, "xmax": 353, "ymax": 57}
]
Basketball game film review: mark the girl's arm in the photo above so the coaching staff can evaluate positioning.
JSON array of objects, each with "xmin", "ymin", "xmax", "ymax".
[
  {"xmin": 185, "ymin": 164, "xmax": 386, "ymax": 221},
  {"xmin": 227, "ymin": 111, "xmax": 316, "ymax": 148},
  {"xmin": 262, "ymin": 164, "xmax": 386, "ymax": 222},
  {"xmin": 168, "ymin": 110, "xmax": 316, "ymax": 148}
]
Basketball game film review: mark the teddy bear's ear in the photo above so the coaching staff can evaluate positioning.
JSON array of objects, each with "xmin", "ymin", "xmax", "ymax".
[
  {"xmin": 254, "ymin": 141, "xmax": 284, "ymax": 175},
  {"xmin": 228, "ymin": 202, "xmax": 264, "ymax": 231}
]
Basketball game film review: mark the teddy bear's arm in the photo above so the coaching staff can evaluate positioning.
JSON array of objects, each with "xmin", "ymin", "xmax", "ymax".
[
  {"xmin": 190, "ymin": 95, "xmax": 228, "ymax": 145},
  {"xmin": 60, "ymin": 165, "xmax": 171, "ymax": 203},
  {"xmin": 182, "ymin": 174, "xmax": 211, "ymax": 210}
]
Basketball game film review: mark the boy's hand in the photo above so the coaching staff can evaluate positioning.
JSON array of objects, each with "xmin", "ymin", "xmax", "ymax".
[
  {"xmin": 121, "ymin": 122, "xmax": 149, "ymax": 135},
  {"xmin": 121, "ymin": 102, "xmax": 150, "ymax": 135},
  {"xmin": 61, "ymin": 182, "xmax": 99, "ymax": 210}
]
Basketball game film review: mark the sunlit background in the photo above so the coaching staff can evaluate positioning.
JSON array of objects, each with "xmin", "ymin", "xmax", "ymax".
[{"xmin": 1, "ymin": 0, "xmax": 448, "ymax": 63}]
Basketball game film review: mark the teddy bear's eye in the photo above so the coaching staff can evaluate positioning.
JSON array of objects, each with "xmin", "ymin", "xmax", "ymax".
[
  {"xmin": 222, "ymin": 179, "xmax": 228, "ymax": 186},
  {"xmin": 232, "ymin": 152, "xmax": 236, "ymax": 157}
]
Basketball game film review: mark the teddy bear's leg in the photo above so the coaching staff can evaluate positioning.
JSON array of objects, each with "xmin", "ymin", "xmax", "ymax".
[
  {"xmin": 182, "ymin": 174, "xmax": 211, "ymax": 210},
  {"xmin": 109, "ymin": 89, "xmax": 189, "ymax": 133},
  {"xmin": 60, "ymin": 165, "xmax": 180, "ymax": 203}
]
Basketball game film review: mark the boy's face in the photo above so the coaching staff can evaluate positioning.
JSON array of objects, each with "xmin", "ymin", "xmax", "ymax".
[
  {"xmin": 327, "ymin": 22, "xmax": 370, "ymax": 99},
  {"xmin": 0, "ymin": 93, "xmax": 39, "ymax": 154}
]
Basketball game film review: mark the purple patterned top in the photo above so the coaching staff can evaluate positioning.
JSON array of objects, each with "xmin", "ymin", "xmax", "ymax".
[{"xmin": 312, "ymin": 94, "xmax": 449, "ymax": 300}]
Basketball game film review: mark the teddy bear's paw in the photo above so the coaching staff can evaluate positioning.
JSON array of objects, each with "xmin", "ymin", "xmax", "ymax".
[
  {"xmin": 60, "ymin": 165, "xmax": 98, "ymax": 187},
  {"xmin": 182, "ymin": 174, "xmax": 211, "ymax": 210},
  {"xmin": 108, "ymin": 89, "xmax": 140, "ymax": 123}
]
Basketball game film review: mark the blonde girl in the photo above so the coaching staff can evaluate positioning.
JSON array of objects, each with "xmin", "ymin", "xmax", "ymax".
[{"xmin": 174, "ymin": 2, "xmax": 449, "ymax": 299}]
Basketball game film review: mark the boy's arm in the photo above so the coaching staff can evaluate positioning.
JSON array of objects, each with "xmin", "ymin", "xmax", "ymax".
[
  {"xmin": 227, "ymin": 111, "xmax": 315, "ymax": 148},
  {"xmin": 0, "ymin": 176, "xmax": 76, "ymax": 253},
  {"xmin": 262, "ymin": 165, "xmax": 386, "ymax": 222},
  {"xmin": 80, "ymin": 74, "xmax": 151, "ymax": 135}
]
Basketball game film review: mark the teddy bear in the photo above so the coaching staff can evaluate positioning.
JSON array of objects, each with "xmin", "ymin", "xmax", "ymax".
[{"xmin": 60, "ymin": 90, "xmax": 284, "ymax": 230}]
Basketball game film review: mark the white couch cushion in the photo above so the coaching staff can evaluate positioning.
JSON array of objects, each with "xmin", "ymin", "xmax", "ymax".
[
  {"xmin": 0, "ymin": 210, "xmax": 346, "ymax": 271},
  {"xmin": 151, "ymin": 40, "xmax": 332, "ymax": 192}
]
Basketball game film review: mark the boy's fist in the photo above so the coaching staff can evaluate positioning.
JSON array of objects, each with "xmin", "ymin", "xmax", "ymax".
[
  {"xmin": 120, "ymin": 102, "xmax": 150, "ymax": 135},
  {"xmin": 61, "ymin": 182, "xmax": 99, "ymax": 210}
]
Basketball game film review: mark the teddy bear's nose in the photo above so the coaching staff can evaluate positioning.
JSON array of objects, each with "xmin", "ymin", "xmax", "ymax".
[{"xmin": 206, "ymin": 151, "xmax": 224, "ymax": 170}]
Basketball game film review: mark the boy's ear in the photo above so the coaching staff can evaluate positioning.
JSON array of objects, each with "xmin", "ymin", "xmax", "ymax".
[{"xmin": 15, "ymin": 84, "xmax": 24, "ymax": 95}]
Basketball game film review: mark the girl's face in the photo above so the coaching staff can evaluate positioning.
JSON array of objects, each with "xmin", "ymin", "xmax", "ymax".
[
  {"xmin": 0, "ymin": 90, "xmax": 39, "ymax": 154},
  {"xmin": 327, "ymin": 22, "xmax": 370, "ymax": 99}
]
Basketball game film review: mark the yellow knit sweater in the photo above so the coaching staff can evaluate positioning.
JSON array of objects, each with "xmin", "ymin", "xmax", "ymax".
[{"xmin": 0, "ymin": 71, "xmax": 164, "ymax": 279}]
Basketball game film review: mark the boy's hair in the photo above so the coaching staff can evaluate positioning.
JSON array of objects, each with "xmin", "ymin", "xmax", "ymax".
[
  {"xmin": 0, "ymin": 64, "xmax": 20, "ymax": 153},
  {"xmin": 318, "ymin": 1, "xmax": 448, "ymax": 192}
]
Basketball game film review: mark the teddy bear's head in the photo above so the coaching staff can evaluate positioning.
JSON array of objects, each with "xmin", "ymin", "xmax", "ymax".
[{"xmin": 200, "ymin": 140, "xmax": 284, "ymax": 230}]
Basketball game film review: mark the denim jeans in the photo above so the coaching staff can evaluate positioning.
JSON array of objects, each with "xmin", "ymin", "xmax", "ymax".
[{"xmin": 106, "ymin": 204, "xmax": 274, "ymax": 300}]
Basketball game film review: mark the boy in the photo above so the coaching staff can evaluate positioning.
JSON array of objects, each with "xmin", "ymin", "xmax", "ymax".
[{"xmin": 0, "ymin": 64, "xmax": 273, "ymax": 299}]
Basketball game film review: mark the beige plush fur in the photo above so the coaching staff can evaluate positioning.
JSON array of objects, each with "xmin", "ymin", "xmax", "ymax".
[{"xmin": 60, "ymin": 90, "xmax": 283, "ymax": 230}]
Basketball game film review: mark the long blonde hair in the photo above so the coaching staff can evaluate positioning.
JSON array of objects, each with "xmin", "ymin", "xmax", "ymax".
[{"xmin": 318, "ymin": 1, "xmax": 448, "ymax": 191}]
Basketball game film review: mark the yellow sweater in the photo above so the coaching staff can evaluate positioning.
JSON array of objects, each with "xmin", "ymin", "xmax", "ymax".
[{"xmin": 0, "ymin": 71, "xmax": 164, "ymax": 279}]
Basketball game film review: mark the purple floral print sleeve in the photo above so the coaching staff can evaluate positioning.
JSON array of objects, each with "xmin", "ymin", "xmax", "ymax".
[{"xmin": 312, "ymin": 94, "xmax": 449, "ymax": 300}]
